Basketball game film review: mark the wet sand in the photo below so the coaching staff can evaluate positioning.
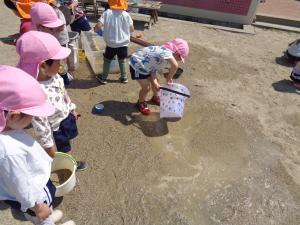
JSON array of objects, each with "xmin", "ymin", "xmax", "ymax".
[{"xmin": 1, "ymin": 2, "xmax": 300, "ymax": 224}]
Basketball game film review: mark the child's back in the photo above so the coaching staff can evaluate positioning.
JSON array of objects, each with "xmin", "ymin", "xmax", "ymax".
[{"xmin": 101, "ymin": 9, "xmax": 133, "ymax": 48}]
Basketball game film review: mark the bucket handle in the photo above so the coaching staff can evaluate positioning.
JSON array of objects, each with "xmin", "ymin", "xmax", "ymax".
[
  {"xmin": 55, "ymin": 152, "xmax": 77, "ymax": 167},
  {"xmin": 159, "ymin": 87, "xmax": 191, "ymax": 98}
]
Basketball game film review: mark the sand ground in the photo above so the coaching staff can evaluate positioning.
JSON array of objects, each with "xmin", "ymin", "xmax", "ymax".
[{"xmin": 1, "ymin": 2, "xmax": 300, "ymax": 225}]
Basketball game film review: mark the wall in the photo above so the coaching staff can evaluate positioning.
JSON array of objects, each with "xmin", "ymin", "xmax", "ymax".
[{"xmin": 159, "ymin": 0, "xmax": 260, "ymax": 25}]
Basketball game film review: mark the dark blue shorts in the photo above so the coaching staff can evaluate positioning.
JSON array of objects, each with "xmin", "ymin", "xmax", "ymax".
[
  {"xmin": 5, "ymin": 179, "xmax": 56, "ymax": 215},
  {"xmin": 53, "ymin": 113, "xmax": 78, "ymax": 153},
  {"xmin": 104, "ymin": 46, "xmax": 128, "ymax": 60},
  {"xmin": 130, "ymin": 66, "xmax": 151, "ymax": 80},
  {"xmin": 70, "ymin": 16, "xmax": 91, "ymax": 34}
]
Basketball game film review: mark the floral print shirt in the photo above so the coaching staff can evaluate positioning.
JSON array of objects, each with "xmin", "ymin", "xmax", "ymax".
[
  {"xmin": 32, "ymin": 74, "xmax": 76, "ymax": 148},
  {"xmin": 129, "ymin": 46, "xmax": 174, "ymax": 77}
]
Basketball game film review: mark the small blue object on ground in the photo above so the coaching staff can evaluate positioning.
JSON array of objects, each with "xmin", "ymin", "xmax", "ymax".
[{"xmin": 94, "ymin": 103, "xmax": 104, "ymax": 113}]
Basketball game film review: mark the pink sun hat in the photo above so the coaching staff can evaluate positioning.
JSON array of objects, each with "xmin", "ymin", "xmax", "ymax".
[
  {"xmin": 162, "ymin": 38, "xmax": 189, "ymax": 63},
  {"xmin": 30, "ymin": 2, "xmax": 64, "ymax": 29},
  {"xmin": 0, "ymin": 65, "xmax": 55, "ymax": 132},
  {"xmin": 16, "ymin": 31, "xmax": 71, "ymax": 79}
]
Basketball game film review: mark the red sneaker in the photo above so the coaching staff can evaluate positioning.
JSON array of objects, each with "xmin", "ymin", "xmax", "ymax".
[
  {"xmin": 151, "ymin": 96, "xmax": 160, "ymax": 106},
  {"xmin": 136, "ymin": 101, "xmax": 151, "ymax": 115}
]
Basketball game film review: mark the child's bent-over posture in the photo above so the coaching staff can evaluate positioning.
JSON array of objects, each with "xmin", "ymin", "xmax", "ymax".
[
  {"xmin": 129, "ymin": 38, "xmax": 189, "ymax": 115},
  {"xmin": 0, "ymin": 65, "xmax": 75, "ymax": 225}
]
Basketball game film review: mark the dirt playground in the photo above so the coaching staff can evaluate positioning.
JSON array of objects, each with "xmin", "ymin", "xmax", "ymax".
[{"xmin": 1, "ymin": 2, "xmax": 300, "ymax": 225}]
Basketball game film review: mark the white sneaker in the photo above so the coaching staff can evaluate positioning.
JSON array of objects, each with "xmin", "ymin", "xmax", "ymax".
[
  {"xmin": 59, "ymin": 220, "xmax": 76, "ymax": 225},
  {"xmin": 49, "ymin": 209, "xmax": 63, "ymax": 223}
]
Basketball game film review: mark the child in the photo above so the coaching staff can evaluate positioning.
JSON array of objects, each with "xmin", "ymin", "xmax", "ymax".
[
  {"xmin": 129, "ymin": 38, "xmax": 189, "ymax": 115},
  {"xmin": 94, "ymin": 0, "xmax": 134, "ymax": 84},
  {"xmin": 3, "ymin": 0, "xmax": 32, "ymax": 42},
  {"xmin": 30, "ymin": 2, "xmax": 65, "ymax": 35},
  {"xmin": 30, "ymin": 1, "xmax": 72, "ymax": 85},
  {"xmin": 58, "ymin": 0, "xmax": 91, "ymax": 34},
  {"xmin": 290, "ymin": 61, "xmax": 300, "ymax": 87},
  {"xmin": 0, "ymin": 65, "xmax": 75, "ymax": 225},
  {"xmin": 16, "ymin": 31, "xmax": 87, "ymax": 171}
]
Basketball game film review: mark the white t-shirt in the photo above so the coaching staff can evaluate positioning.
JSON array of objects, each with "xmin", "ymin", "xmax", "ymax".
[
  {"xmin": 129, "ymin": 46, "xmax": 174, "ymax": 77},
  {"xmin": 99, "ymin": 9, "xmax": 133, "ymax": 48},
  {"xmin": 0, "ymin": 129, "xmax": 52, "ymax": 212}
]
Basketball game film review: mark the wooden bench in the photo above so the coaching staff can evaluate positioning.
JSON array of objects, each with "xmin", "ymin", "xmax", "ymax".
[{"xmin": 96, "ymin": 0, "xmax": 162, "ymax": 29}]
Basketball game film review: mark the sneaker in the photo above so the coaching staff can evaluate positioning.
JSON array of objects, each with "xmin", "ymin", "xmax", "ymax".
[
  {"xmin": 59, "ymin": 220, "xmax": 76, "ymax": 225},
  {"xmin": 76, "ymin": 161, "xmax": 88, "ymax": 171},
  {"xmin": 151, "ymin": 96, "xmax": 160, "ymax": 106},
  {"xmin": 96, "ymin": 75, "xmax": 107, "ymax": 84},
  {"xmin": 120, "ymin": 77, "xmax": 128, "ymax": 83},
  {"xmin": 136, "ymin": 101, "xmax": 151, "ymax": 115},
  {"xmin": 49, "ymin": 210, "xmax": 63, "ymax": 223}
]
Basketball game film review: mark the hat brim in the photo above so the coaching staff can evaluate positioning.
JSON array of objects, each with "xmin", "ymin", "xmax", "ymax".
[
  {"xmin": 17, "ymin": 62, "xmax": 39, "ymax": 80},
  {"xmin": 21, "ymin": 100, "xmax": 55, "ymax": 117},
  {"xmin": 51, "ymin": 46, "xmax": 71, "ymax": 60},
  {"xmin": 42, "ymin": 19, "xmax": 65, "ymax": 28}
]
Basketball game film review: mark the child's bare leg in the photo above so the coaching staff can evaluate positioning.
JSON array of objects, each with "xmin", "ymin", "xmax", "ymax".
[
  {"xmin": 137, "ymin": 79, "xmax": 151, "ymax": 102},
  {"xmin": 149, "ymin": 76, "xmax": 160, "ymax": 97}
]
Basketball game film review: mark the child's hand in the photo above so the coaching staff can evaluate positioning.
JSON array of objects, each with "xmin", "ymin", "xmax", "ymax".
[
  {"xmin": 167, "ymin": 78, "xmax": 173, "ymax": 85},
  {"xmin": 71, "ymin": 110, "xmax": 80, "ymax": 120},
  {"xmin": 32, "ymin": 203, "xmax": 51, "ymax": 220},
  {"xmin": 153, "ymin": 81, "xmax": 160, "ymax": 92}
]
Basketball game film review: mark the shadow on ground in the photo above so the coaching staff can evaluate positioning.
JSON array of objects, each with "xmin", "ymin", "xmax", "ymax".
[
  {"xmin": 92, "ymin": 100, "xmax": 169, "ymax": 137},
  {"xmin": 272, "ymin": 79, "xmax": 300, "ymax": 94},
  {"xmin": 275, "ymin": 56, "xmax": 295, "ymax": 68},
  {"xmin": 0, "ymin": 201, "xmax": 27, "ymax": 222}
]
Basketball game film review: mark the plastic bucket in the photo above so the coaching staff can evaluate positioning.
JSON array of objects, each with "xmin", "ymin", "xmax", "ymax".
[
  {"xmin": 160, "ymin": 83, "xmax": 191, "ymax": 118},
  {"xmin": 51, "ymin": 152, "xmax": 77, "ymax": 197},
  {"xmin": 68, "ymin": 31, "xmax": 79, "ymax": 71}
]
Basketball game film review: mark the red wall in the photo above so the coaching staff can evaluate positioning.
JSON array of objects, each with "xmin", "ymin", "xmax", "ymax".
[{"xmin": 160, "ymin": 0, "xmax": 252, "ymax": 16}]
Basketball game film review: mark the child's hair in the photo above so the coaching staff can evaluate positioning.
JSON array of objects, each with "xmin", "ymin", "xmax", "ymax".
[
  {"xmin": 4, "ymin": 0, "xmax": 17, "ymax": 11},
  {"xmin": 45, "ymin": 59, "xmax": 54, "ymax": 66}
]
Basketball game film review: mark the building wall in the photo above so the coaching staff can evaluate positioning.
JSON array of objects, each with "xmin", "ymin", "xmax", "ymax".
[{"xmin": 159, "ymin": 0, "xmax": 260, "ymax": 25}]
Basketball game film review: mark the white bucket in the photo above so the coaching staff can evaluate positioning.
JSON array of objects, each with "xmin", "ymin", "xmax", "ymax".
[
  {"xmin": 51, "ymin": 152, "xmax": 77, "ymax": 197},
  {"xmin": 68, "ymin": 31, "xmax": 79, "ymax": 71},
  {"xmin": 160, "ymin": 83, "xmax": 191, "ymax": 118}
]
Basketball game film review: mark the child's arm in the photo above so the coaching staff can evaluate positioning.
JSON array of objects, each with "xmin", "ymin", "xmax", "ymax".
[
  {"xmin": 32, "ymin": 117, "xmax": 56, "ymax": 158},
  {"xmin": 150, "ymin": 72, "xmax": 160, "ymax": 92},
  {"xmin": 32, "ymin": 203, "xmax": 52, "ymax": 220},
  {"xmin": 94, "ymin": 22, "xmax": 103, "ymax": 33},
  {"xmin": 130, "ymin": 25, "xmax": 134, "ymax": 33},
  {"xmin": 165, "ymin": 57, "xmax": 178, "ymax": 84},
  {"xmin": 129, "ymin": 14, "xmax": 134, "ymax": 33}
]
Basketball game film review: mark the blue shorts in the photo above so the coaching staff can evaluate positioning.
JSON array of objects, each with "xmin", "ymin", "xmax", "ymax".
[
  {"xmin": 5, "ymin": 179, "xmax": 56, "ymax": 215},
  {"xmin": 130, "ymin": 66, "xmax": 151, "ymax": 80},
  {"xmin": 70, "ymin": 16, "xmax": 91, "ymax": 34},
  {"xmin": 53, "ymin": 113, "xmax": 78, "ymax": 153}
]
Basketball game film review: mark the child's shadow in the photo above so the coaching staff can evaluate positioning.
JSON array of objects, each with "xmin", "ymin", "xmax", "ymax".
[
  {"xmin": 272, "ymin": 79, "xmax": 300, "ymax": 94},
  {"xmin": 275, "ymin": 56, "xmax": 295, "ymax": 68},
  {"xmin": 92, "ymin": 100, "xmax": 169, "ymax": 137},
  {"xmin": 0, "ymin": 201, "xmax": 27, "ymax": 222}
]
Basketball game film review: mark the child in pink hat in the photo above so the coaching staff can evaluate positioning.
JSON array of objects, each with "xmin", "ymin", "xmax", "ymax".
[
  {"xmin": 0, "ymin": 65, "xmax": 75, "ymax": 225},
  {"xmin": 30, "ymin": 1, "xmax": 65, "ymax": 35},
  {"xmin": 129, "ymin": 38, "xmax": 189, "ymax": 115},
  {"xmin": 30, "ymin": 1, "xmax": 73, "ymax": 86},
  {"xmin": 16, "ymin": 31, "xmax": 87, "ymax": 171}
]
